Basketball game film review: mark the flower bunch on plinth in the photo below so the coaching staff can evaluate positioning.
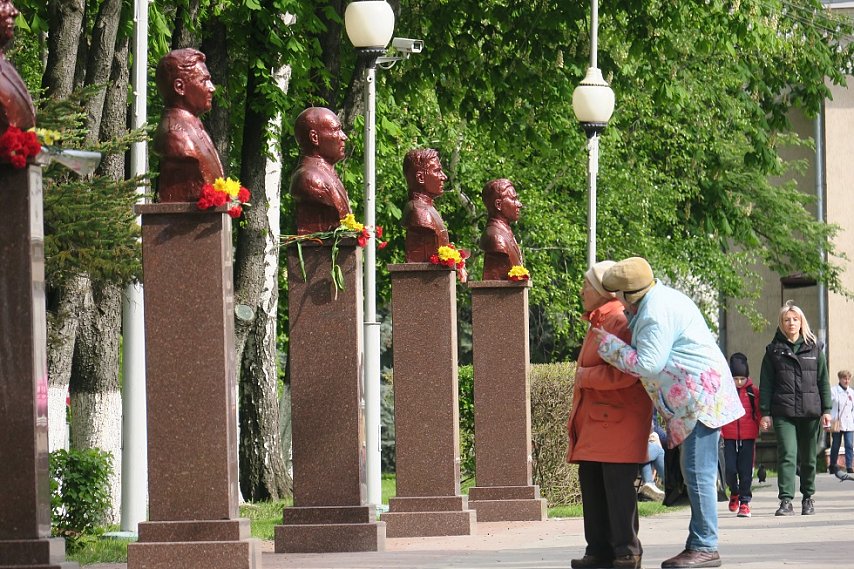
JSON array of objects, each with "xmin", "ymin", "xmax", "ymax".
[
  {"xmin": 508, "ymin": 265, "xmax": 530, "ymax": 282},
  {"xmin": 197, "ymin": 177, "xmax": 251, "ymax": 219},
  {"xmin": 0, "ymin": 126, "xmax": 41, "ymax": 169},
  {"xmin": 283, "ymin": 213, "xmax": 387, "ymax": 294},
  {"xmin": 430, "ymin": 243, "xmax": 469, "ymax": 283}
]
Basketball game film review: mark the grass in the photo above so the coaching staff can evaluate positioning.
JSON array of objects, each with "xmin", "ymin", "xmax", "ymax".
[{"xmin": 67, "ymin": 536, "xmax": 134, "ymax": 565}]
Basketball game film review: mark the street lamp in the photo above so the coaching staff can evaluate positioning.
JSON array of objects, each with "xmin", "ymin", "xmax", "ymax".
[
  {"xmin": 572, "ymin": 0, "xmax": 614, "ymax": 269},
  {"xmin": 344, "ymin": 0, "xmax": 396, "ymax": 512}
]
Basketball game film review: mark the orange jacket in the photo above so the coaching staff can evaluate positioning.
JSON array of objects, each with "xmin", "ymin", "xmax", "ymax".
[{"xmin": 567, "ymin": 299, "xmax": 652, "ymax": 464}]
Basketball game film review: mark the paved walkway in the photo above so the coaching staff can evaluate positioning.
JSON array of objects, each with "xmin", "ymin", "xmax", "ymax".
[{"xmin": 93, "ymin": 472, "xmax": 854, "ymax": 568}]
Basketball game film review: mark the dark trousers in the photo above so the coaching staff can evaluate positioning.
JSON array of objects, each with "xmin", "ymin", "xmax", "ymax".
[
  {"xmin": 723, "ymin": 438, "xmax": 755, "ymax": 503},
  {"xmin": 578, "ymin": 461, "xmax": 642, "ymax": 558}
]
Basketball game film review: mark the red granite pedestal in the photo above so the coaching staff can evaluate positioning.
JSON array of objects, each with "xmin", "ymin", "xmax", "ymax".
[
  {"xmin": 0, "ymin": 165, "xmax": 77, "ymax": 569},
  {"xmin": 466, "ymin": 281, "xmax": 547, "ymax": 522},
  {"xmin": 127, "ymin": 204, "xmax": 258, "ymax": 569},
  {"xmin": 274, "ymin": 242, "xmax": 385, "ymax": 553},
  {"xmin": 381, "ymin": 264, "xmax": 476, "ymax": 537}
]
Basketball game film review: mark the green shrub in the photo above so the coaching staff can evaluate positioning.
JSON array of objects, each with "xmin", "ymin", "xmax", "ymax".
[
  {"xmin": 49, "ymin": 448, "xmax": 113, "ymax": 549},
  {"xmin": 458, "ymin": 364, "xmax": 475, "ymax": 479}
]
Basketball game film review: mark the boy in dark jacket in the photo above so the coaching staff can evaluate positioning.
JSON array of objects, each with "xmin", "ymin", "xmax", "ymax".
[{"xmin": 722, "ymin": 352, "xmax": 761, "ymax": 518}]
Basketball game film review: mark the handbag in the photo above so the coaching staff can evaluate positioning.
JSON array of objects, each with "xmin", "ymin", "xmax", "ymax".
[{"xmin": 831, "ymin": 418, "xmax": 842, "ymax": 433}]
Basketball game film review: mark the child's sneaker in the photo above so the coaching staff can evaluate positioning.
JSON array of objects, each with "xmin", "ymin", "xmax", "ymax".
[
  {"xmin": 728, "ymin": 494, "xmax": 739, "ymax": 512},
  {"xmin": 737, "ymin": 502, "xmax": 751, "ymax": 518}
]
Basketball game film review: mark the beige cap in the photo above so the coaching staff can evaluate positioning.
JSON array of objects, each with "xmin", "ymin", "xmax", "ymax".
[
  {"xmin": 585, "ymin": 260, "xmax": 616, "ymax": 299},
  {"xmin": 602, "ymin": 256, "xmax": 656, "ymax": 304}
]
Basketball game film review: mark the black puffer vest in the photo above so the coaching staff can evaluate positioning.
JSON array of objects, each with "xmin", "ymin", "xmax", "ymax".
[{"xmin": 765, "ymin": 333, "xmax": 823, "ymax": 418}]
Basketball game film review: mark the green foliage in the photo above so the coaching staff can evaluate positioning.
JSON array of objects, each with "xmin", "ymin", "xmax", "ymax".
[
  {"xmin": 49, "ymin": 448, "xmax": 114, "ymax": 550},
  {"xmin": 380, "ymin": 377, "xmax": 396, "ymax": 473},
  {"xmin": 67, "ymin": 537, "xmax": 132, "ymax": 565},
  {"xmin": 458, "ymin": 364, "xmax": 475, "ymax": 479}
]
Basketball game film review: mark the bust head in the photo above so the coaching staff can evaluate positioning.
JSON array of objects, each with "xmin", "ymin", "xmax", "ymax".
[
  {"xmin": 403, "ymin": 148, "xmax": 446, "ymax": 199},
  {"xmin": 294, "ymin": 107, "xmax": 347, "ymax": 165},
  {"xmin": 155, "ymin": 48, "xmax": 214, "ymax": 116},
  {"xmin": 0, "ymin": 0, "xmax": 18, "ymax": 55},
  {"xmin": 482, "ymin": 178, "xmax": 521, "ymax": 223}
]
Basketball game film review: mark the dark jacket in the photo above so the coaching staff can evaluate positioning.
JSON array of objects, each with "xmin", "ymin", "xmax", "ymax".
[{"xmin": 759, "ymin": 330, "xmax": 831, "ymax": 419}]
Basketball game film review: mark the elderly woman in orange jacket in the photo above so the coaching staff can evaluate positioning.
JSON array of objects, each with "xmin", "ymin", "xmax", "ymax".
[{"xmin": 567, "ymin": 260, "xmax": 653, "ymax": 569}]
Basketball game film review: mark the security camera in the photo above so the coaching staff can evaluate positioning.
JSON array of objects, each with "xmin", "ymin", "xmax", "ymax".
[{"xmin": 391, "ymin": 37, "xmax": 424, "ymax": 54}]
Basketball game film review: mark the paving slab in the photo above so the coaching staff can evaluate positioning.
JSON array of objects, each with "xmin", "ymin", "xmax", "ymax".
[{"xmin": 89, "ymin": 472, "xmax": 854, "ymax": 568}]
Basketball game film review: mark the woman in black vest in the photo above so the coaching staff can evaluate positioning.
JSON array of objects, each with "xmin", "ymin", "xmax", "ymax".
[{"xmin": 758, "ymin": 301, "xmax": 832, "ymax": 516}]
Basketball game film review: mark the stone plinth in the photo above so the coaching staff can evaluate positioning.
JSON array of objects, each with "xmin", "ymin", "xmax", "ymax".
[
  {"xmin": 274, "ymin": 242, "xmax": 384, "ymax": 553},
  {"xmin": 127, "ymin": 203, "xmax": 258, "ymax": 569},
  {"xmin": 0, "ymin": 165, "xmax": 77, "ymax": 569},
  {"xmin": 381, "ymin": 264, "xmax": 476, "ymax": 537},
  {"xmin": 466, "ymin": 280, "xmax": 546, "ymax": 522}
]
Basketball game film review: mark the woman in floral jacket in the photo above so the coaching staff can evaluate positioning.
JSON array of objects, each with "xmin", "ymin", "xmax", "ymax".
[{"xmin": 594, "ymin": 257, "xmax": 743, "ymax": 569}]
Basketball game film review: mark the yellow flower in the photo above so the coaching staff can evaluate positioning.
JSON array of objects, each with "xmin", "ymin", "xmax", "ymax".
[
  {"xmin": 30, "ymin": 127, "xmax": 62, "ymax": 146},
  {"xmin": 340, "ymin": 213, "xmax": 364, "ymax": 232},
  {"xmin": 213, "ymin": 177, "xmax": 242, "ymax": 198},
  {"xmin": 437, "ymin": 245, "xmax": 463, "ymax": 264},
  {"xmin": 508, "ymin": 265, "xmax": 530, "ymax": 280}
]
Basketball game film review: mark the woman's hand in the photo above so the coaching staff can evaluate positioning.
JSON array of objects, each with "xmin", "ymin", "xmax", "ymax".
[{"xmin": 759, "ymin": 415, "xmax": 773, "ymax": 432}]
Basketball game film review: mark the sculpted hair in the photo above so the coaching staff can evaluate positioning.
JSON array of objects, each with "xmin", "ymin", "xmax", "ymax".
[
  {"xmin": 294, "ymin": 107, "xmax": 335, "ymax": 152},
  {"xmin": 155, "ymin": 48, "xmax": 206, "ymax": 102},
  {"xmin": 403, "ymin": 148, "xmax": 440, "ymax": 192},
  {"xmin": 481, "ymin": 178, "xmax": 514, "ymax": 214},
  {"xmin": 779, "ymin": 300, "xmax": 817, "ymax": 345}
]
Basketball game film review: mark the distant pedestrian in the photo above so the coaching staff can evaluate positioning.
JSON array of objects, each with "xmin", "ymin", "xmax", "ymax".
[
  {"xmin": 567, "ymin": 260, "xmax": 651, "ymax": 569},
  {"xmin": 759, "ymin": 300, "xmax": 832, "ymax": 516},
  {"xmin": 721, "ymin": 353, "xmax": 761, "ymax": 518},
  {"xmin": 828, "ymin": 369, "xmax": 854, "ymax": 474},
  {"xmin": 594, "ymin": 257, "xmax": 744, "ymax": 569}
]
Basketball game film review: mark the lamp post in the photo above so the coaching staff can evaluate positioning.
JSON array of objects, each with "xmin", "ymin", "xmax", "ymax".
[
  {"xmin": 572, "ymin": 0, "xmax": 614, "ymax": 269},
  {"xmin": 344, "ymin": 0, "xmax": 396, "ymax": 511}
]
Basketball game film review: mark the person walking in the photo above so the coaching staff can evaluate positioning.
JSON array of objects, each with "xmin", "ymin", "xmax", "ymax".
[
  {"xmin": 721, "ymin": 353, "xmax": 761, "ymax": 518},
  {"xmin": 567, "ymin": 260, "xmax": 652, "ymax": 569},
  {"xmin": 828, "ymin": 370, "xmax": 854, "ymax": 474},
  {"xmin": 758, "ymin": 300, "xmax": 832, "ymax": 516},
  {"xmin": 594, "ymin": 257, "xmax": 744, "ymax": 569}
]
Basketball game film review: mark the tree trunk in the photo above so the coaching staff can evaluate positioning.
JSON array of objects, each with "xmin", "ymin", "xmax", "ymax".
[
  {"xmin": 234, "ymin": 57, "xmax": 291, "ymax": 500},
  {"xmin": 200, "ymin": 18, "xmax": 231, "ymax": 176},
  {"xmin": 82, "ymin": 0, "xmax": 123, "ymax": 144},
  {"xmin": 43, "ymin": 0, "xmax": 85, "ymax": 98},
  {"xmin": 316, "ymin": 0, "xmax": 344, "ymax": 107},
  {"xmin": 172, "ymin": 0, "xmax": 202, "ymax": 50}
]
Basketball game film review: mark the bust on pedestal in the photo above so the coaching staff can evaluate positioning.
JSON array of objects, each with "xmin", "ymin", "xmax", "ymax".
[
  {"xmin": 467, "ymin": 178, "xmax": 546, "ymax": 522},
  {"xmin": 382, "ymin": 149, "xmax": 476, "ymax": 537},
  {"xmin": 127, "ymin": 48, "xmax": 259, "ymax": 569}
]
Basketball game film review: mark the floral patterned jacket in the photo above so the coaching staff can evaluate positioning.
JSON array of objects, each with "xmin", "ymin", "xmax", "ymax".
[{"xmin": 596, "ymin": 281, "xmax": 744, "ymax": 447}]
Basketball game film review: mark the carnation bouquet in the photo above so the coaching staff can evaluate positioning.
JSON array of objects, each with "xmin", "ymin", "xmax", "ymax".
[
  {"xmin": 429, "ymin": 243, "xmax": 470, "ymax": 283},
  {"xmin": 197, "ymin": 177, "xmax": 252, "ymax": 219}
]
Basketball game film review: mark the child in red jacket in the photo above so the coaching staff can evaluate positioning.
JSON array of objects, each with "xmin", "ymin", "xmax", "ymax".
[{"xmin": 722, "ymin": 352, "xmax": 761, "ymax": 518}]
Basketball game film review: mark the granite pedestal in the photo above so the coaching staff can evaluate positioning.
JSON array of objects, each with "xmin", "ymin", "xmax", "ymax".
[
  {"xmin": 466, "ymin": 281, "xmax": 546, "ymax": 521},
  {"xmin": 127, "ymin": 203, "xmax": 258, "ymax": 569},
  {"xmin": 0, "ymin": 165, "xmax": 77, "ymax": 569},
  {"xmin": 381, "ymin": 264, "xmax": 476, "ymax": 537},
  {"xmin": 274, "ymin": 242, "xmax": 385, "ymax": 553}
]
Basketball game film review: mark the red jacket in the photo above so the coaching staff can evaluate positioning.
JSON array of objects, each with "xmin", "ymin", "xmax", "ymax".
[
  {"xmin": 567, "ymin": 299, "xmax": 652, "ymax": 464},
  {"xmin": 721, "ymin": 378, "xmax": 761, "ymax": 440}
]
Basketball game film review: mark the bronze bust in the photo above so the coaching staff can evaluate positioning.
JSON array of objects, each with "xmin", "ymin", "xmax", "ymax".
[
  {"xmin": 153, "ymin": 48, "xmax": 223, "ymax": 203},
  {"xmin": 402, "ymin": 148, "xmax": 450, "ymax": 263},
  {"xmin": 0, "ymin": 0, "xmax": 35, "ymax": 134},
  {"xmin": 289, "ymin": 107, "xmax": 351, "ymax": 235},
  {"xmin": 480, "ymin": 178, "xmax": 523, "ymax": 280}
]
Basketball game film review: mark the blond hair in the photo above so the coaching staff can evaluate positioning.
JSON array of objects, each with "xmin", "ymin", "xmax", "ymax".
[
  {"xmin": 838, "ymin": 370, "xmax": 852, "ymax": 380},
  {"xmin": 778, "ymin": 300, "xmax": 816, "ymax": 345}
]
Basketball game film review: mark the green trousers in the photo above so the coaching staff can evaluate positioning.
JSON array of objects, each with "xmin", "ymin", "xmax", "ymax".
[{"xmin": 773, "ymin": 416, "xmax": 821, "ymax": 501}]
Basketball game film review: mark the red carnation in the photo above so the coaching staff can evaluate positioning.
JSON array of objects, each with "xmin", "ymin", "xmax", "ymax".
[
  {"xmin": 238, "ymin": 187, "xmax": 251, "ymax": 203},
  {"xmin": 429, "ymin": 254, "xmax": 439, "ymax": 264},
  {"xmin": 357, "ymin": 234, "xmax": 368, "ymax": 247},
  {"xmin": 378, "ymin": 241, "xmax": 388, "ymax": 250},
  {"xmin": 375, "ymin": 226, "xmax": 383, "ymax": 238},
  {"xmin": 228, "ymin": 205, "xmax": 243, "ymax": 219}
]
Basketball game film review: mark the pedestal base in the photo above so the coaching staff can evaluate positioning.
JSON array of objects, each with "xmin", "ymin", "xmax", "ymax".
[
  {"xmin": 274, "ymin": 505, "xmax": 384, "ymax": 553},
  {"xmin": 467, "ymin": 485, "xmax": 547, "ymax": 521},
  {"xmin": 127, "ymin": 519, "xmax": 259, "ymax": 569},
  {"xmin": 381, "ymin": 496, "xmax": 476, "ymax": 537},
  {"xmin": 0, "ymin": 538, "xmax": 77, "ymax": 569}
]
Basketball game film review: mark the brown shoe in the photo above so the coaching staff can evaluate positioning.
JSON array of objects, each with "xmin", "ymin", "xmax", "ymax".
[
  {"xmin": 571, "ymin": 554, "xmax": 613, "ymax": 569},
  {"xmin": 613, "ymin": 554, "xmax": 642, "ymax": 568},
  {"xmin": 661, "ymin": 549, "xmax": 721, "ymax": 568}
]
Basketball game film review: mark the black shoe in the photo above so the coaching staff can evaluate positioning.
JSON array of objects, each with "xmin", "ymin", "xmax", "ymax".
[
  {"xmin": 802, "ymin": 497, "xmax": 815, "ymax": 515},
  {"xmin": 613, "ymin": 554, "xmax": 642, "ymax": 569},
  {"xmin": 571, "ymin": 555, "xmax": 613, "ymax": 569},
  {"xmin": 775, "ymin": 499, "xmax": 794, "ymax": 516},
  {"xmin": 848, "ymin": 467, "xmax": 854, "ymax": 474}
]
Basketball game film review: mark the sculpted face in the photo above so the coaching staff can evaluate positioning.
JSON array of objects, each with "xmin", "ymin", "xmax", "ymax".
[
  {"xmin": 0, "ymin": 0, "xmax": 18, "ymax": 51},
  {"xmin": 496, "ymin": 184, "xmax": 522, "ymax": 222},
  {"xmin": 313, "ymin": 111, "xmax": 347, "ymax": 164},
  {"xmin": 176, "ymin": 62, "xmax": 215, "ymax": 115},
  {"xmin": 420, "ymin": 155, "xmax": 447, "ymax": 197}
]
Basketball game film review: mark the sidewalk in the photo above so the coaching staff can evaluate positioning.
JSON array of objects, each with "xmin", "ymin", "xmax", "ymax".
[{"xmin": 93, "ymin": 472, "xmax": 854, "ymax": 568}]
